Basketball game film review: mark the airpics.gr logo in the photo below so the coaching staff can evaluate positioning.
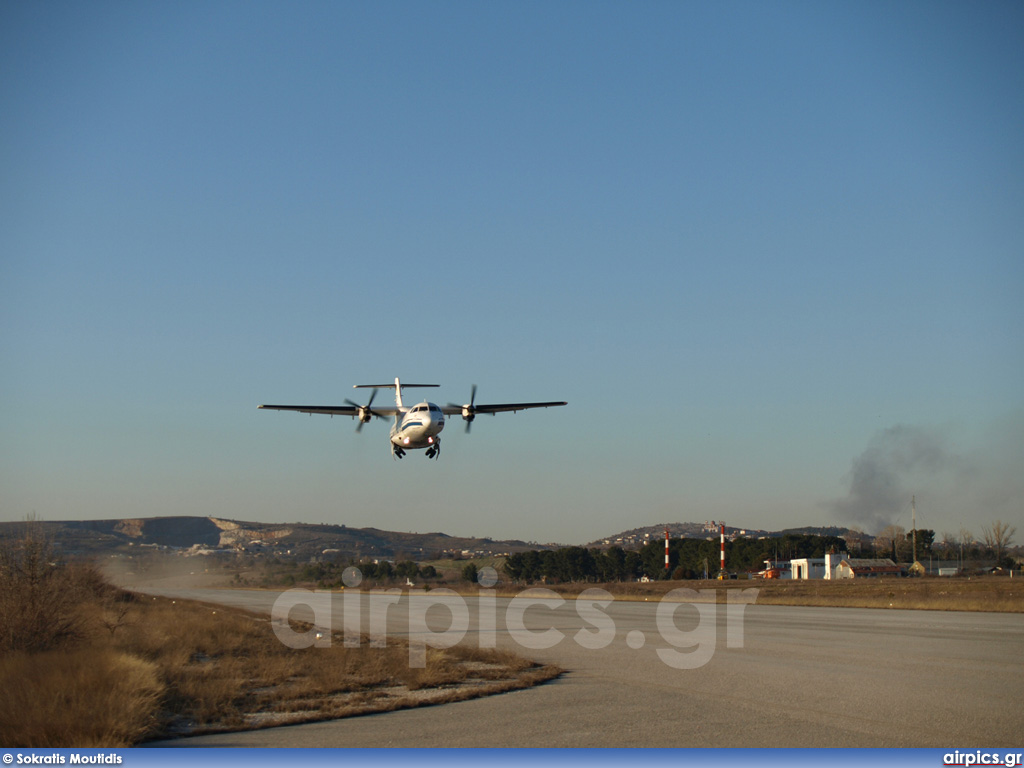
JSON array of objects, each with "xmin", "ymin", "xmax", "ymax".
[
  {"xmin": 269, "ymin": 566, "xmax": 759, "ymax": 669},
  {"xmin": 943, "ymin": 752, "xmax": 1023, "ymax": 767}
]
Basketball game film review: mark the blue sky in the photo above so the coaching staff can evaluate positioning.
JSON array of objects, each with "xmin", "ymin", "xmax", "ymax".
[{"xmin": 2, "ymin": 1, "xmax": 1022, "ymax": 545}]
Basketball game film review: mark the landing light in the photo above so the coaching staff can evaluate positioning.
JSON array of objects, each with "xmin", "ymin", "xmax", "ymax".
[
  {"xmin": 428, "ymin": 437, "xmax": 434, "ymax": 444},
  {"xmin": 403, "ymin": 437, "xmax": 410, "ymax": 445}
]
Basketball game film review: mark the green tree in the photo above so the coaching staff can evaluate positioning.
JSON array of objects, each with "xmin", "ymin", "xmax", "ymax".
[
  {"xmin": 623, "ymin": 551, "xmax": 642, "ymax": 580},
  {"xmin": 504, "ymin": 552, "xmax": 525, "ymax": 581},
  {"xmin": 395, "ymin": 560, "xmax": 419, "ymax": 580},
  {"xmin": 907, "ymin": 529, "xmax": 935, "ymax": 560},
  {"xmin": 522, "ymin": 550, "xmax": 542, "ymax": 581},
  {"xmin": 603, "ymin": 547, "xmax": 627, "ymax": 581},
  {"xmin": 558, "ymin": 547, "xmax": 596, "ymax": 582}
]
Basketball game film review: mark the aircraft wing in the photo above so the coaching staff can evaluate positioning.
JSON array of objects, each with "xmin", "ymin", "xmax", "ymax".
[
  {"xmin": 440, "ymin": 401, "xmax": 567, "ymax": 415},
  {"xmin": 257, "ymin": 404, "xmax": 400, "ymax": 416}
]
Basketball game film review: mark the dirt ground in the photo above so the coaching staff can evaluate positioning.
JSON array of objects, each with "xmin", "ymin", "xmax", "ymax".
[
  {"xmin": 525, "ymin": 575, "xmax": 1023, "ymax": 612},
  {"xmin": 107, "ymin": 558, "xmax": 1023, "ymax": 614}
]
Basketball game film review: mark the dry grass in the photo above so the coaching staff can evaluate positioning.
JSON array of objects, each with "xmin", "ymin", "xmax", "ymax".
[
  {"xmin": 749, "ymin": 576, "xmax": 1023, "ymax": 611},
  {"xmin": 107, "ymin": 594, "xmax": 561, "ymax": 738},
  {"xmin": 495, "ymin": 575, "xmax": 1023, "ymax": 612},
  {"xmin": 0, "ymin": 590, "xmax": 560, "ymax": 745},
  {"xmin": 0, "ymin": 647, "xmax": 161, "ymax": 747},
  {"xmin": 1, "ymin": 528, "xmax": 560, "ymax": 747},
  {"xmin": 186, "ymin": 614, "xmax": 561, "ymax": 735}
]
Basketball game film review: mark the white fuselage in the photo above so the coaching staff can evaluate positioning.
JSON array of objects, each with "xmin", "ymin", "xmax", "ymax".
[
  {"xmin": 389, "ymin": 401, "xmax": 445, "ymax": 450},
  {"xmin": 258, "ymin": 376, "xmax": 566, "ymax": 461}
]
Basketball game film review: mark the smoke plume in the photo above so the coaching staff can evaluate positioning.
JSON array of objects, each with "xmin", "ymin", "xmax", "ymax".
[{"xmin": 827, "ymin": 424, "xmax": 960, "ymax": 534}]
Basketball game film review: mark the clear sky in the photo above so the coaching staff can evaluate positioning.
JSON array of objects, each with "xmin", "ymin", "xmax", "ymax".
[{"xmin": 2, "ymin": 1, "xmax": 1022, "ymax": 545}]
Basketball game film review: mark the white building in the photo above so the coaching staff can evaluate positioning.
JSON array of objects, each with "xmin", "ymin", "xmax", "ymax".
[
  {"xmin": 790, "ymin": 558, "xmax": 825, "ymax": 579},
  {"xmin": 790, "ymin": 552, "xmax": 848, "ymax": 579}
]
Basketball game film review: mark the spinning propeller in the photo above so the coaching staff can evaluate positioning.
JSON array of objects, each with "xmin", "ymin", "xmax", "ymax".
[
  {"xmin": 449, "ymin": 384, "xmax": 478, "ymax": 433},
  {"xmin": 344, "ymin": 388, "xmax": 385, "ymax": 432}
]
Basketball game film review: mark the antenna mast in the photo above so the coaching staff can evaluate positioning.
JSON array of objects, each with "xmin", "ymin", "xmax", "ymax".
[{"xmin": 912, "ymin": 495, "xmax": 917, "ymax": 563}]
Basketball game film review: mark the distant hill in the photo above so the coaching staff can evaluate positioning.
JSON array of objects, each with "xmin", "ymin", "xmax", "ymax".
[
  {"xmin": 776, "ymin": 525, "xmax": 853, "ymax": 538},
  {"xmin": 0, "ymin": 516, "xmax": 543, "ymax": 561},
  {"xmin": 585, "ymin": 521, "xmax": 859, "ymax": 549},
  {"xmin": 0, "ymin": 516, "xmax": 870, "ymax": 563}
]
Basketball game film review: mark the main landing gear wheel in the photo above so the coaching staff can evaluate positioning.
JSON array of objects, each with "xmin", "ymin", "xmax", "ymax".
[{"xmin": 425, "ymin": 440, "xmax": 441, "ymax": 460}]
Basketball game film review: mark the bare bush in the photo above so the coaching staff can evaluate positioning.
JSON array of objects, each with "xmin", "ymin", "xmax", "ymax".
[
  {"xmin": 982, "ymin": 520, "xmax": 1017, "ymax": 566},
  {"xmin": 0, "ymin": 529, "xmax": 105, "ymax": 653}
]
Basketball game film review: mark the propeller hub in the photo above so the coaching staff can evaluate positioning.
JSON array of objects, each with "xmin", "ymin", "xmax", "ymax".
[{"xmin": 345, "ymin": 388, "xmax": 381, "ymax": 432}]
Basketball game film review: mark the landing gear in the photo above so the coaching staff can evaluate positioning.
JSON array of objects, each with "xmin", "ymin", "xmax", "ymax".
[{"xmin": 391, "ymin": 440, "xmax": 440, "ymax": 460}]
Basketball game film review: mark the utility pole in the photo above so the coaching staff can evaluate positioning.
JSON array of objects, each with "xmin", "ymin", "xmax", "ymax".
[{"xmin": 912, "ymin": 495, "xmax": 917, "ymax": 564}]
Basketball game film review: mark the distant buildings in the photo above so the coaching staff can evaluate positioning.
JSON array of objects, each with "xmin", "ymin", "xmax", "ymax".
[
  {"xmin": 835, "ymin": 558, "xmax": 903, "ymax": 579},
  {"xmin": 784, "ymin": 552, "xmax": 903, "ymax": 579}
]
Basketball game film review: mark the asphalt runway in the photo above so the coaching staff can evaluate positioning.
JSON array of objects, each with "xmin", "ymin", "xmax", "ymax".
[{"xmin": 140, "ymin": 586, "xmax": 1023, "ymax": 748}]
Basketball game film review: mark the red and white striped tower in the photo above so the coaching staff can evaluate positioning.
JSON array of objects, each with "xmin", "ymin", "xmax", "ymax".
[
  {"xmin": 720, "ymin": 523, "xmax": 726, "ymax": 576},
  {"xmin": 665, "ymin": 527, "xmax": 670, "ymax": 571}
]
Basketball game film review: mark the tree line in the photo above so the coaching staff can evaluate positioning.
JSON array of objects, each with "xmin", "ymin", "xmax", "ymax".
[
  {"xmin": 504, "ymin": 533, "xmax": 851, "ymax": 583},
  {"xmin": 873, "ymin": 521, "xmax": 1017, "ymax": 567},
  {"xmin": 503, "ymin": 522, "xmax": 1019, "ymax": 584},
  {"xmin": 235, "ymin": 521, "xmax": 1017, "ymax": 588}
]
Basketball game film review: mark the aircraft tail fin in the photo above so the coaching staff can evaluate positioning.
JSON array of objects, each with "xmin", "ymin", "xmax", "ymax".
[{"xmin": 353, "ymin": 379, "xmax": 439, "ymax": 409}]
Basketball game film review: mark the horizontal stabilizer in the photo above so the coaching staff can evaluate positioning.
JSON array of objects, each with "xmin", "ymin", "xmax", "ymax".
[{"xmin": 353, "ymin": 383, "xmax": 439, "ymax": 389}]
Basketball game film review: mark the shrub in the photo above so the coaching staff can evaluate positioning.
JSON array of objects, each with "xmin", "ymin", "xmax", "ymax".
[
  {"xmin": 0, "ymin": 530, "xmax": 105, "ymax": 653},
  {"xmin": 0, "ymin": 648, "xmax": 162, "ymax": 747}
]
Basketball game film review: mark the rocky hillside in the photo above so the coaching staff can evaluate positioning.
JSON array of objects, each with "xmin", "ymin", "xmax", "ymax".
[{"xmin": 0, "ymin": 516, "xmax": 540, "ymax": 560}]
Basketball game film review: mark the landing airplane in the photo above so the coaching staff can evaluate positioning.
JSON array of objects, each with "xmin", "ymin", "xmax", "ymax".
[{"xmin": 258, "ymin": 378, "xmax": 567, "ymax": 460}]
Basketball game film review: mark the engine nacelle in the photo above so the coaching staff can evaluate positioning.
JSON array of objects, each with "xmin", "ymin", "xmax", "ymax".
[
  {"xmin": 462, "ymin": 407, "xmax": 475, "ymax": 422},
  {"xmin": 358, "ymin": 409, "xmax": 372, "ymax": 423}
]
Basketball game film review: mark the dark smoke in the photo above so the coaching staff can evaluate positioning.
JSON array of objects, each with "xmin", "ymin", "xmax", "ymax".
[{"xmin": 827, "ymin": 425, "xmax": 959, "ymax": 534}]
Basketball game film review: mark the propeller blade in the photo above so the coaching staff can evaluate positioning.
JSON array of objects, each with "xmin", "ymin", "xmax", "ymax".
[
  {"xmin": 465, "ymin": 384, "xmax": 478, "ymax": 433},
  {"xmin": 447, "ymin": 385, "xmax": 481, "ymax": 432},
  {"xmin": 344, "ymin": 388, "xmax": 382, "ymax": 433}
]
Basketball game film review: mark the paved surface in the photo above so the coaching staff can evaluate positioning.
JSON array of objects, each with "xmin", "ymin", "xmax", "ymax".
[{"xmin": 139, "ymin": 587, "xmax": 1024, "ymax": 748}]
